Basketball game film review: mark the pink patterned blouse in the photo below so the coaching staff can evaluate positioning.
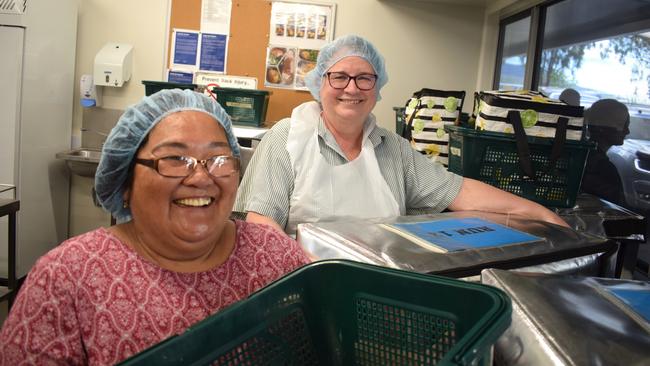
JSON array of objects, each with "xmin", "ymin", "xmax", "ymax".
[{"xmin": 0, "ymin": 220, "xmax": 310, "ymax": 365}]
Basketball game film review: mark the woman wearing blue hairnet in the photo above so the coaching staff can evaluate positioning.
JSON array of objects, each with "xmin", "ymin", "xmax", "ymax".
[
  {"xmin": 235, "ymin": 34, "xmax": 567, "ymax": 236},
  {"xmin": 0, "ymin": 89, "xmax": 310, "ymax": 365}
]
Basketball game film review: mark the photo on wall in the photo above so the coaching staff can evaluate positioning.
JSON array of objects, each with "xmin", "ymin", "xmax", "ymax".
[
  {"xmin": 265, "ymin": 46, "xmax": 296, "ymax": 88},
  {"xmin": 266, "ymin": 1, "xmax": 335, "ymax": 90},
  {"xmin": 295, "ymin": 49, "xmax": 318, "ymax": 88},
  {"xmin": 265, "ymin": 46, "xmax": 320, "ymax": 89}
]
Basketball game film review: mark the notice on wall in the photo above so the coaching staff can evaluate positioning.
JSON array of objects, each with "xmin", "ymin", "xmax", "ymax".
[
  {"xmin": 199, "ymin": 33, "xmax": 228, "ymax": 73},
  {"xmin": 270, "ymin": 1, "xmax": 335, "ymax": 49},
  {"xmin": 266, "ymin": 1, "xmax": 335, "ymax": 90},
  {"xmin": 171, "ymin": 29, "xmax": 200, "ymax": 71},
  {"xmin": 168, "ymin": 70, "xmax": 195, "ymax": 84},
  {"xmin": 195, "ymin": 72, "xmax": 257, "ymax": 89},
  {"xmin": 200, "ymin": 0, "xmax": 232, "ymax": 34},
  {"xmin": 171, "ymin": 29, "xmax": 228, "ymax": 75}
]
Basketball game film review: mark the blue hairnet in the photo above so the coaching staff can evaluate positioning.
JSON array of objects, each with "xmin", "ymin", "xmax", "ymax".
[
  {"xmin": 95, "ymin": 88, "xmax": 241, "ymax": 222},
  {"xmin": 304, "ymin": 34, "xmax": 388, "ymax": 101}
]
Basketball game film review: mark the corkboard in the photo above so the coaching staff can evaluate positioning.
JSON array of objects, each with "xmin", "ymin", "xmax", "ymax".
[{"xmin": 168, "ymin": 0, "xmax": 313, "ymax": 125}]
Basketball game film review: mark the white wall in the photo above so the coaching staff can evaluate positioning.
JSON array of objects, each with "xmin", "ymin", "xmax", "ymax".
[
  {"xmin": 72, "ymin": 0, "xmax": 170, "ymax": 133},
  {"xmin": 335, "ymin": 0, "xmax": 487, "ymax": 129},
  {"xmin": 69, "ymin": 0, "xmax": 170, "ymax": 236}
]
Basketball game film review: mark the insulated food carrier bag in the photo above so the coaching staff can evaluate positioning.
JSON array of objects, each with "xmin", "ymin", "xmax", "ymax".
[
  {"xmin": 403, "ymin": 89, "xmax": 466, "ymax": 167},
  {"xmin": 474, "ymin": 90, "xmax": 584, "ymax": 140}
]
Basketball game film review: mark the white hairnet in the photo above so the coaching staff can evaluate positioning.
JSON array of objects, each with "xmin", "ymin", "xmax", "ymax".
[
  {"xmin": 95, "ymin": 88, "xmax": 241, "ymax": 222},
  {"xmin": 304, "ymin": 34, "xmax": 388, "ymax": 101}
]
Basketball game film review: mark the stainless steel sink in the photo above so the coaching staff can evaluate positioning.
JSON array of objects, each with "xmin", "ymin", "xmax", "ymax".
[{"xmin": 56, "ymin": 148, "xmax": 102, "ymax": 177}]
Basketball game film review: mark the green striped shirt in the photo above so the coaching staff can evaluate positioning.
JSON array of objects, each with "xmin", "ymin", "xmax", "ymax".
[{"xmin": 234, "ymin": 117, "xmax": 463, "ymax": 230}]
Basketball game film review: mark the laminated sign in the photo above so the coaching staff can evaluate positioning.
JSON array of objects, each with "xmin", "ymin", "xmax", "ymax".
[
  {"xmin": 473, "ymin": 90, "xmax": 585, "ymax": 140},
  {"xmin": 403, "ymin": 89, "xmax": 466, "ymax": 167}
]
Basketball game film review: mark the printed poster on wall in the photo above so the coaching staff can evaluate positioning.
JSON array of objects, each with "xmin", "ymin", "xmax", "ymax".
[
  {"xmin": 171, "ymin": 29, "xmax": 200, "ymax": 71},
  {"xmin": 199, "ymin": 33, "xmax": 228, "ymax": 73},
  {"xmin": 200, "ymin": 0, "xmax": 232, "ymax": 35},
  {"xmin": 167, "ymin": 70, "xmax": 194, "ymax": 84},
  {"xmin": 170, "ymin": 29, "xmax": 229, "ymax": 77},
  {"xmin": 266, "ymin": 1, "xmax": 335, "ymax": 90}
]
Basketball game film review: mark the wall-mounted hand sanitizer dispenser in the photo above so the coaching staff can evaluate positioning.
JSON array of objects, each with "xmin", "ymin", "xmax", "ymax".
[
  {"xmin": 94, "ymin": 43, "xmax": 133, "ymax": 87},
  {"xmin": 80, "ymin": 74, "xmax": 102, "ymax": 107}
]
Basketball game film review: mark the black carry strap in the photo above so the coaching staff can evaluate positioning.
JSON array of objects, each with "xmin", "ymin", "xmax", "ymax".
[
  {"xmin": 509, "ymin": 111, "xmax": 535, "ymax": 179},
  {"xmin": 549, "ymin": 116, "xmax": 568, "ymax": 165},
  {"xmin": 402, "ymin": 98, "xmax": 421, "ymax": 141},
  {"xmin": 403, "ymin": 89, "xmax": 466, "ymax": 140},
  {"xmin": 507, "ymin": 110, "xmax": 568, "ymax": 180}
]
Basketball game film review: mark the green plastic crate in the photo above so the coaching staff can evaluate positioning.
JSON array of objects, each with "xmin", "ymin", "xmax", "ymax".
[
  {"xmin": 210, "ymin": 87, "xmax": 270, "ymax": 127},
  {"xmin": 142, "ymin": 80, "xmax": 197, "ymax": 96},
  {"xmin": 445, "ymin": 125, "xmax": 595, "ymax": 208},
  {"xmin": 394, "ymin": 106, "xmax": 406, "ymax": 136},
  {"xmin": 118, "ymin": 260, "xmax": 511, "ymax": 366}
]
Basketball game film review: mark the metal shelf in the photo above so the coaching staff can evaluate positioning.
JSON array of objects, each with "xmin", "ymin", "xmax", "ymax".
[{"xmin": 0, "ymin": 198, "xmax": 19, "ymax": 309}]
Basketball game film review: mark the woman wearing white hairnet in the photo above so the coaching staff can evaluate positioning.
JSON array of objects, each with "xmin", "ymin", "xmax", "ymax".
[
  {"xmin": 0, "ymin": 89, "xmax": 310, "ymax": 365},
  {"xmin": 235, "ymin": 34, "xmax": 567, "ymax": 236}
]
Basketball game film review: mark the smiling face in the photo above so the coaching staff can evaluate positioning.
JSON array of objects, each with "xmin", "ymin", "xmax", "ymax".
[
  {"xmin": 126, "ymin": 110, "xmax": 239, "ymax": 260},
  {"xmin": 319, "ymin": 56, "xmax": 377, "ymax": 126}
]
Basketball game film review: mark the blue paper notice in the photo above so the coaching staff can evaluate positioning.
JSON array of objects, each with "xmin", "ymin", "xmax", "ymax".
[
  {"xmin": 199, "ymin": 33, "xmax": 227, "ymax": 72},
  {"xmin": 168, "ymin": 70, "xmax": 194, "ymax": 84},
  {"xmin": 608, "ymin": 288, "xmax": 650, "ymax": 323},
  {"xmin": 173, "ymin": 31, "xmax": 199, "ymax": 66},
  {"xmin": 386, "ymin": 217, "xmax": 541, "ymax": 252}
]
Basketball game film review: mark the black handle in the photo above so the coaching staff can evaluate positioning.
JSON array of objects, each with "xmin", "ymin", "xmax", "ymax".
[
  {"xmin": 508, "ymin": 111, "xmax": 535, "ymax": 179},
  {"xmin": 402, "ymin": 98, "xmax": 421, "ymax": 141},
  {"xmin": 507, "ymin": 111, "xmax": 569, "ymax": 180}
]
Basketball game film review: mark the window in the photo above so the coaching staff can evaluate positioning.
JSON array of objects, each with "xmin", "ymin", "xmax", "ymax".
[
  {"xmin": 494, "ymin": 0, "xmax": 650, "ymax": 215},
  {"xmin": 495, "ymin": 12, "xmax": 532, "ymax": 90},
  {"xmin": 536, "ymin": 0, "xmax": 650, "ymax": 112},
  {"xmin": 495, "ymin": 0, "xmax": 650, "ymax": 110}
]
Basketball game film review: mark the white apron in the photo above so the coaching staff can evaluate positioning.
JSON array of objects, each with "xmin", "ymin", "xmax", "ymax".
[{"xmin": 286, "ymin": 102, "xmax": 400, "ymax": 235}]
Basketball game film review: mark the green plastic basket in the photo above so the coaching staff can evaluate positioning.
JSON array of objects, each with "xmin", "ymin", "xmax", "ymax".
[
  {"xmin": 210, "ymin": 87, "xmax": 270, "ymax": 127},
  {"xmin": 142, "ymin": 80, "xmax": 197, "ymax": 96},
  {"xmin": 118, "ymin": 260, "xmax": 511, "ymax": 366},
  {"xmin": 445, "ymin": 125, "xmax": 595, "ymax": 208},
  {"xmin": 394, "ymin": 106, "xmax": 406, "ymax": 136}
]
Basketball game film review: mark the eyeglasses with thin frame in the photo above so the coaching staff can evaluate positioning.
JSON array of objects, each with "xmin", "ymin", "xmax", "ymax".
[
  {"xmin": 135, "ymin": 155, "xmax": 240, "ymax": 178},
  {"xmin": 326, "ymin": 72, "xmax": 378, "ymax": 91}
]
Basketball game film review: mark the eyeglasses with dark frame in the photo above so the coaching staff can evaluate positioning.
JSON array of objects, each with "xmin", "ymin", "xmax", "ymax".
[
  {"xmin": 325, "ymin": 72, "xmax": 378, "ymax": 91},
  {"xmin": 135, "ymin": 155, "xmax": 240, "ymax": 178}
]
